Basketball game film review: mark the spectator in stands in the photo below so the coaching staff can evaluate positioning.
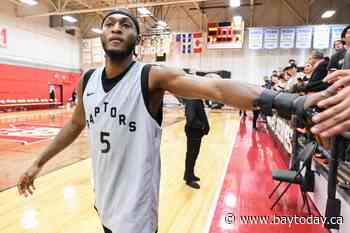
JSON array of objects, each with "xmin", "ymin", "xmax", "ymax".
[
  {"xmin": 285, "ymin": 64, "xmax": 300, "ymax": 91},
  {"xmin": 342, "ymin": 25, "xmax": 350, "ymax": 49},
  {"xmin": 263, "ymin": 76, "xmax": 273, "ymax": 89},
  {"xmin": 342, "ymin": 26, "xmax": 350, "ymax": 69},
  {"xmin": 344, "ymin": 49, "xmax": 350, "ymax": 70},
  {"xmin": 299, "ymin": 50, "xmax": 329, "ymax": 93},
  {"xmin": 334, "ymin": 39, "xmax": 345, "ymax": 51},
  {"xmin": 269, "ymin": 71, "xmax": 279, "ymax": 89},
  {"xmin": 290, "ymin": 63, "xmax": 314, "ymax": 94},
  {"xmin": 313, "ymin": 31, "xmax": 350, "ymax": 137},
  {"xmin": 274, "ymin": 73, "xmax": 287, "ymax": 91},
  {"xmin": 313, "ymin": 69, "xmax": 350, "ymax": 137},
  {"xmin": 288, "ymin": 59, "xmax": 296, "ymax": 65},
  {"xmin": 271, "ymin": 73, "xmax": 279, "ymax": 87},
  {"xmin": 303, "ymin": 63, "xmax": 313, "ymax": 80},
  {"xmin": 271, "ymin": 75, "xmax": 278, "ymax": 85},
  {"xmin": 328, "ymin": 26, "xmax": 350, "ymax": 71},
  {"xmin": 292, "ymin": 77, "xmax": 307, "ymax": 94}
]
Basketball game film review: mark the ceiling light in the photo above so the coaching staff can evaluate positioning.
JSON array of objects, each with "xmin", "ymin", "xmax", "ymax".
[
  {"xmin": 137, "ymin": 7, "xmax": 151, "ymax": 16},
  {"xmin": 62, "ymin": 16, "xmax": 78, "ymax": 23},
  {"xmin": 19, "ymin": 0, "xmax": 38, "ymax": 6},
  {"xmin": 230, "ymin": 0, "xmax": 240, "ymax": 8},
  {"xmin": 321, "ymin": 10, "xmax": 336, "ymax": 18},
  {"xmin": 91, "ymin": 28, "xmax": 103, "ymax": 34},
  {"xmin": 233, "ymin": 15, "xmax": 242, "ymax": 25}
]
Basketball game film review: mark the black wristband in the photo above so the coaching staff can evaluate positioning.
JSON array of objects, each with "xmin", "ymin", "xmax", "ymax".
[
  {"xmin": 253, "ymin": 89, "xmax": 279, "ymax": 116},
  {"xmin": 255, "ymin": 89, "xmax": 307, "ymax": 119},
  {"xmin": 273, "ymin": 92, "xmax": 306, "ymax": 119}
]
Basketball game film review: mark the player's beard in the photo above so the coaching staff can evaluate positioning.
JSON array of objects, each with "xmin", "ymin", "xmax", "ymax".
[{"xmin": 102, "ymin": 37, "xmax": 137, "ymax": 61}]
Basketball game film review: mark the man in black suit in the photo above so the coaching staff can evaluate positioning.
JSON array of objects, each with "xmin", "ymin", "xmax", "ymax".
[
  {"xmin": 183, "ymin": 99, "xmax": 210, "ymax": 189},
  {"xmin": 300, "ymin": 51, "xmax": 329, "ymax": 93}
]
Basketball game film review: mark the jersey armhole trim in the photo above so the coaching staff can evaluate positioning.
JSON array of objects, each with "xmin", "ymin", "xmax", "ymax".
[
  {"xmin": 141, "ymin": 64, "xmax": 163, "ymax": 126},
  {"xmin": 83, "ymin": 69, "xmax": 96, "ymax": 95}
]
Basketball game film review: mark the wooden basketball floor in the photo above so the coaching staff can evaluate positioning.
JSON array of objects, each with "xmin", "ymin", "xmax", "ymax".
[{"xmin": 0, "ymin": 107, "xmax": 238, "ymax": 233}]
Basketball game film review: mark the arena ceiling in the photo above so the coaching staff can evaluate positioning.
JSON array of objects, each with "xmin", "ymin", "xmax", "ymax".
[{"xmin": 5, "ymin": 0, "xmax": 350, "ymax": 38}]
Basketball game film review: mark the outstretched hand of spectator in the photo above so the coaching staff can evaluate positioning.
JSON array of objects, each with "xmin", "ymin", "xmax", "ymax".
[{"xmin": 310, "ymin": 69, "xmax": 350, "ymax": 137}]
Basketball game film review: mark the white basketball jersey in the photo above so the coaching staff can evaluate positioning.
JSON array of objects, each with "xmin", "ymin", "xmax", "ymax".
[{"xmin": 83, "ymin": 62, "xmax": 161, "ymax": 233}]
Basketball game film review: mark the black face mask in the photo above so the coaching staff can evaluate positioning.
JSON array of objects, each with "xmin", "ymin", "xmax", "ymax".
[{"xmin": 101, "ymin": 37, "xmax": 137, "ymax": 61}]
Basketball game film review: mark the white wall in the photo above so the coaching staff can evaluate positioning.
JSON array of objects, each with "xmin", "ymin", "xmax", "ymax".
[
  {"xmin": 0, "ymin": 2, "xmax": 80, "ymax": 71},
  {"xmin": 142, "ymin": 31, "xmax": 314, "ymax": 85}
]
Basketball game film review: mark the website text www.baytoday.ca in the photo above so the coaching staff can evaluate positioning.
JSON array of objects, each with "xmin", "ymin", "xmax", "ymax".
[{"xmin": 224, "ymin": 213, "xmax": 343, "ymax": 228}]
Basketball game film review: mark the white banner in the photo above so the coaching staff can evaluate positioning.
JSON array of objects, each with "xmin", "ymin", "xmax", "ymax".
[
  {"xmin": 296, "ymin": 26, "xmax": 313, "ymax": 49},
  {"xmin": 279, "ymin": 27, "xmax": 295, "ymax": 49},
  {"xmin": 313, "ymin": 25, "xmax": 330, "ymax": 49},
  {"xmin": 248, "ymin": 28, "xmax": 264, "ymax": 49},
  {"xmin": 264, "ymin": 28, "xmax": 279, "ymax": 49}
]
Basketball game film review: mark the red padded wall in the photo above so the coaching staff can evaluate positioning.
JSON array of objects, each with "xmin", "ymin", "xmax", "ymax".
[{"xmin": 0, "ymin": 63, "xmax": 80, "ymax": 103}]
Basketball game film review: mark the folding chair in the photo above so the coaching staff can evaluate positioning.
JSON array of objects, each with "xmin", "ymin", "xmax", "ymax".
[{"xmin": 269, "ymin": 141, "xmax": 317, "ymax": 215}]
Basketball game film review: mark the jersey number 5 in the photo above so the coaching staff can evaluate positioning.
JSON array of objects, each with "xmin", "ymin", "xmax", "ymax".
[{"xmin": 100, "ymin": 132, "xmax": 110, "ymax": 153}]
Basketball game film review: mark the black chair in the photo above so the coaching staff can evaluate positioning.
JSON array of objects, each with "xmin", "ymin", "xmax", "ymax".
[{"xmin": 269, "ymin": 141, "xmax": 317, "ymax": 215}]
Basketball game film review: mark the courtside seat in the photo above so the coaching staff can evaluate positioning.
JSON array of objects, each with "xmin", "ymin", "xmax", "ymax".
[{"xmin": 0, "ymin": 98, "xmax": 61, "ymax": 111}]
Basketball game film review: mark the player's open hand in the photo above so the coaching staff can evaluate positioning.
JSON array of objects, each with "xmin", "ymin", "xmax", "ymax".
[{"xmin": 17, "ymin": 163, "xmax": 42, "ymax": 197}]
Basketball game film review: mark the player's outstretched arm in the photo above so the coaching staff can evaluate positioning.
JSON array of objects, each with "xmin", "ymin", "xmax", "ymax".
[
  {"xmin": 17, "ymin": 78, "xmax": 86, "ymax": 197},
  {"xmin": 150, "ymin": 66, "xmax": 342, "ymax": 137},
  {"xmin": 149, "ymin": 66, "xmax": 262, "ymax": 110}
]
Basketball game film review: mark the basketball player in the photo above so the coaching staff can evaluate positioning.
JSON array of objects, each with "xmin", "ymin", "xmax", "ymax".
[{"xmin": 17, "ymin": 9, "xmax": 349, "ymax": 233}]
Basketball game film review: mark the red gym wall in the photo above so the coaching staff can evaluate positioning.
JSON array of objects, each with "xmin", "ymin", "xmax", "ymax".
[{"xmin": 0, "ymin": 63, "xmax": 80, "ymax": 103}]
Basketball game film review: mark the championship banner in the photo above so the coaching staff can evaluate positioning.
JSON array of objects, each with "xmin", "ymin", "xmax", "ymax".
[
  {"xmin": 264, "ymin": 28, "xmax": 279, "ymax": 49},
  {"xmin": 248, "ymin": 28, "xmax": 263, "ymax": 49},
  {"xmin": 313, "ymin": 25, "xmax": 330, "ymax": 49},
  {"xmin": 192, "ymin": 32, "xmax": 203, "ymax": 53},
  {"xmin": 295, "ymin": 26, "xmax": 313, "ymax": 49},
  {"xmin": 279, "ymin": 27, "xmax": 295, "ymax": 49}
]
